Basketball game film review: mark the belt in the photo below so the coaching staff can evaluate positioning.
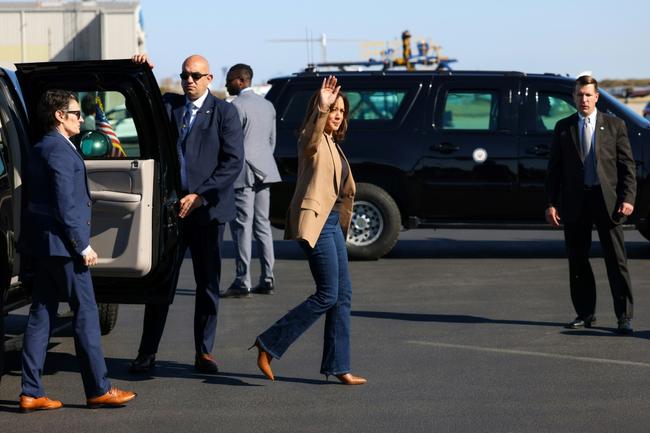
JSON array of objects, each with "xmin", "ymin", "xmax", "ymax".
[{"xmin": 583, "ymin": 185, "xmax": 601, "ymax": 191}]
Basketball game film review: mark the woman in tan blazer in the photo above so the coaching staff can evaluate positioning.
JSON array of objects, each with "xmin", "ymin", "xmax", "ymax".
[{"xmin": 251, "ymin": 76, "xmax": 366, "ymax": 385}]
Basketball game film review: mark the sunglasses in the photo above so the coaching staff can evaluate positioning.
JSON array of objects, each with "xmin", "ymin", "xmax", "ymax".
[
  {"xmin": 179, "ymin": 71, "xmax": 210, "ymax": 81},
  {"xmin": 64, "ymin": 110, "xmax": 82, "ymax": 119}
]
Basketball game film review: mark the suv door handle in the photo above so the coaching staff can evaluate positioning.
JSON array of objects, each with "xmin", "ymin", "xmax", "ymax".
[
  {"xmin": 430, "ymin": 142, "xmax": 460, "ymax": 153},
  {"xmin": 527, "ymin": 144, "xmax": 549, "ymax": 156}
]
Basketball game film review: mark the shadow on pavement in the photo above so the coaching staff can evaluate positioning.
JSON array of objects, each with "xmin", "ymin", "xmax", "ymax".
[
  {"xmin": 561, "ymin": 328, "xmax": 650, "ymax": 340},
  {"xmin": 217, "ymin": 372, "xmax": 328, "ymax": 385},
  {"xmin": 385, "ymin": 239, "xmax": 650, "ymax": 259},
  {"xmin": 351, "ymin": 310, "xmax": 566, "ymax": 327},
  {"xmin": 188, "ymin": 238, "xmax": 650, "ymax": 261},
  {"xmin": 0, "ymin": 399, "xmax": 21, "ymax": 413},
  {"xmin": 353, "ymin": 310, "xmax": 650, "ymax": 340}
]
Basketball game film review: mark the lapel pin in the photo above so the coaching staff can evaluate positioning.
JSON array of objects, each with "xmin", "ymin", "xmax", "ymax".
[{"xmin": 600, "ymin": 126, "xmax": 604, "ymax": 130}]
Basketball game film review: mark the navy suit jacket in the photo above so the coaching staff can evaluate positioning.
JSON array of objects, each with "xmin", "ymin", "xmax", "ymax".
[
  {"xmin": 164, "ymin": 92, "xmax": 244, "ymax": 224},
  {"xmin": 21, "ymin": 131, "xmax": 93, "ymax": 258}
]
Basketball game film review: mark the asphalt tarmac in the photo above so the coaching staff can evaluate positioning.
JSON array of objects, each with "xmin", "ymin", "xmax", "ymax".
[{"xmin": 2, "ymin": 228, "xmax": 650, "ymax": 433}]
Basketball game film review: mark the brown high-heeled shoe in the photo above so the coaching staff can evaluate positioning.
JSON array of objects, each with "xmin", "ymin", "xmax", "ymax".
[
  {"xmin": 249, "ymin": 340, "xmax": 274, "ymax": 381},
  {"xmin": 335, "ymin": 373, "xmax": 367, "ymax": 385}
]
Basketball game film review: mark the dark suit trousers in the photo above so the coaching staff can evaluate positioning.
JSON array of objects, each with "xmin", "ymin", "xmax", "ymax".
[
  {"xmin": 563, "ymin": 188, "xmax": 633, "ymax": 320},
  {"xmin": 21, "ymin": 257, "xmax": 110, "ymax": 398},
  {"xmin": 138, "ymin": 216, "xmax": 224, "ymax": 356}
]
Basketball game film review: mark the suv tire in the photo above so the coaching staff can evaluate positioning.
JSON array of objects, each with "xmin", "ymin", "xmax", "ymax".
[
  {"xmin": 97, "ymin": 303, "xmax": 119, "ymax": 336},
  {"xmin": 346, "ymin": 183, "xmax": 400, "ymax": 260}
]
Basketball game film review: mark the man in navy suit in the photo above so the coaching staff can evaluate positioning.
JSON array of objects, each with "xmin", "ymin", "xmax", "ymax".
[
  {"xmin": 129, "ymin": 54, "xmax": 244, "ymax": 373},
  {"xmin": 19, "ymin": 90, "xmax": 136, "ymax": 411}
]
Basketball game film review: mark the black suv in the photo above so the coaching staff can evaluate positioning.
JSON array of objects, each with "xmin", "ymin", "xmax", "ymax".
[
  {"xmin": 1, "ymin": 60, "xmax": 185, "ymax": 377},
  {"xmin": 266, "ymin": 70, "xmax": 650, "ymax": 260}
]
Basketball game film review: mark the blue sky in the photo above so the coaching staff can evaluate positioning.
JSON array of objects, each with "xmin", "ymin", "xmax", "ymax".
[{"xmin": 141, "ymin": 0, "xmax": 648, "ymax": 86}]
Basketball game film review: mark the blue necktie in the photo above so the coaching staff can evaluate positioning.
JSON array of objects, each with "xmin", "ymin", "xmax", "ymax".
[
  {"xmin": 582, "ymin": 117, "xmax": 598, "ymax": 186},
  {"xmin": 581, "ymin": 117, "xmax": 592, "ymax": 160},
  {"xmin": 178, "ymin": 103, "xmax": 193, "ymax": 190}
]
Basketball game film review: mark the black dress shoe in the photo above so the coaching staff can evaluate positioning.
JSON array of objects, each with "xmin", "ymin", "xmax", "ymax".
[
  {"xmin": 129, "ymin": 353, "xmax": 156, "ymax": 373},
  {"xmin": 195, "ymin": 353, "xmax": 219, "ymax": 373},
  {"xmin": 251, "ymin": 281, "xmax": 275, "ymax": 295},
  {"xmin": 219, "ymin": 284, "xmax": 251, "ymax": 298},
  {"xmin": 565, "ymin": 316, "xmax": 597, "ymax": 329},
  {"xmin": 616, "ymin": 319, "xmax": 633, "ymax": 335}
]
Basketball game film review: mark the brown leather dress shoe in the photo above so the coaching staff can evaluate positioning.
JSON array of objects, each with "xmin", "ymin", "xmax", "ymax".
[
  {"xmin": 250, "ymin": 340, "xmax": 274, "ymax": 381},
  {"xmin": 195, "ymin": 353, "xmax": 220, "ymax": 373},
  {"xmin": 335, "ymin": 373, "xmax": 367, "ymax": 385},
  {"xmin": 19, "ymin": 395, "xmax": 63, "ymax": 412},
  {"xmin": 86, "ymin": 387, "xmax": 137, "ymax": 408}
]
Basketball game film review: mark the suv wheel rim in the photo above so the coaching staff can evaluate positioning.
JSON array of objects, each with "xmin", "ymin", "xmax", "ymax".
[{"xmin": 347, "ymin": 201, "xmax": 383, "ymax": 246}]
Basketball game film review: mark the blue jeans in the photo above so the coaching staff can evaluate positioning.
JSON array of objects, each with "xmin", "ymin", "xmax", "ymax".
[{"xmin": 257, "ymin": 211, "xmax": 352, "ymax": 375}]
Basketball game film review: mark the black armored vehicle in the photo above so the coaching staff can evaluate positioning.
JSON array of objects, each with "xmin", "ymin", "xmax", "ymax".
[{"xmin": 265, "ymin": 69, "xmax": 650, "ymax": 260}]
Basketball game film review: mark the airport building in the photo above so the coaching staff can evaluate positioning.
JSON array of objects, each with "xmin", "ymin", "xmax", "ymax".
[{"xmin": 0, "ymin": 0, "xmax": 144, "ymax": 70}]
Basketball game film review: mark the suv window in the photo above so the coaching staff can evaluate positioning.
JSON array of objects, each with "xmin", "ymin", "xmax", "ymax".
[
  {"xmin": 280, "ymin": 87, "xmax": 409, "ymax": 124},
  {"xmin": 531, "ymin": 92, "xmax": 576, "ymax": 132},
  {"xmin": 347, "ymin": 90, "xmax": 406, "ymax": 121},
  {"xmin": 75, "ymin": 90, "xmax": 140, "ymax": 158},
  {"xmin": 441, "ymin": 90, "xmax": 498, "ymax": 131}
]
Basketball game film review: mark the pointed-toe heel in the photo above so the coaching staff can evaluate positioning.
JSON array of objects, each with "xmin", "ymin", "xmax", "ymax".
[
  {"xmin": 335, "ymin": 373, "xmax": 367, "ymax": 385},
  {"xmin": 250, "ymin": 340, "xmax": 274, "ymax": 381}
]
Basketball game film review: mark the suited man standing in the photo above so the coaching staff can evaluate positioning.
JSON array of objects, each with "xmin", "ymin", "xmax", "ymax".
[
  {"xmin": 545, "ymin": 74, "xmax": 636, "ymax": 334},
  {"xmin": 221, "ymin": 64, "xmax": 281, "ymax": 298},
  {"xmin": 129, "ymin": 54, "xmax": 244, "ymax": 373},
  {"xmin": 19, "ymin": 90, "xmax": 136, "ymax": 411}
]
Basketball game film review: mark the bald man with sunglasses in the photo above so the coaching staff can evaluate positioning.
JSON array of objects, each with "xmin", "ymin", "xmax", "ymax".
[{"xmin": 129, "ymin": 54, "xmax": 244, "ymax": 374}]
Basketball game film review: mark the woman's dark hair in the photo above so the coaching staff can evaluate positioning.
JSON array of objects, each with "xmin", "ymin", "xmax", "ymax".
[
  {"xmin": 37, "ymin": 89, "xmax": 78, "ymax": 131},
  {"xmin": 299, "ymin": 90, "xmax": 350, "ymax": 143}
]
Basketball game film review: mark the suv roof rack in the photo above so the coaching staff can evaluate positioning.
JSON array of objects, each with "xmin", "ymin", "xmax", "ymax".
[{"xmin": 303, "ymin": 30, "xmax": 458, "ymax": 73}]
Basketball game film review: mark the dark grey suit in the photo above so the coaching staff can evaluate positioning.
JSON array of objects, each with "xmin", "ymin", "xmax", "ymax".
[
  {"xmin": 546, "ymin": 111, "xmax": 636, "ymax": 320},
  {"xmin": 229, "ymin": 89, "xmax": 281, "ymax": 289}
]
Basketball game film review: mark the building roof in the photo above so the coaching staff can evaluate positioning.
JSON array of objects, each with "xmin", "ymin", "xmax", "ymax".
[{"xmin": 0, "ymin": 1, "xmax": 139, "ymax": 12}]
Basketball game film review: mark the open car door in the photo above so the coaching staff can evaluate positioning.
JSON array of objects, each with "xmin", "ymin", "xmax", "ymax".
[{"xmin": 16, "ymin": 60, "xmax": 182, "ymax": 304}]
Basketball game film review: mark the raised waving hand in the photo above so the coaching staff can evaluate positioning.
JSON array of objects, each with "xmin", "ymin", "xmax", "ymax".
[{"xmin": 318, "ymin": 75, "xmax": 341, "ymax": 112}]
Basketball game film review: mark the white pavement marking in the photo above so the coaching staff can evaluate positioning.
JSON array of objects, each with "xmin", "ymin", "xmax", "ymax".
[{"xmin": 407, "ymin": 340, "xmax": 650, "ymax": 368}]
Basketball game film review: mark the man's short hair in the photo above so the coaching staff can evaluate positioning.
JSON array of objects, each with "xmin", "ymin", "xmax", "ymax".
[
  {"xmin": 228, "ymin": 64, "xmax": 253, "ymax": 83},
  {"xmin": 37, "ymin": 89, "xmax": 78, "ymax": 131},
  {"xmin": 575, "ymin": 75, "xmax": 599, "ymax": 92}
]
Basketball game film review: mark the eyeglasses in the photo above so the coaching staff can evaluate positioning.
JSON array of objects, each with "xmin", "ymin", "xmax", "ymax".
[
  {"xmin": 65, "ymin": 110, "xmax": 82, "ymax": 119},
  {"xmin": 179, "ymin": 71, "xmax": 210, "ymax": 81}
]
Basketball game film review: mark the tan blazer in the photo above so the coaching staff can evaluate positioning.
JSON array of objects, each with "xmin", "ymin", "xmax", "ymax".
[{"xmin": 284, "ymin": 107, "xmax": 356, "ymax": 247}]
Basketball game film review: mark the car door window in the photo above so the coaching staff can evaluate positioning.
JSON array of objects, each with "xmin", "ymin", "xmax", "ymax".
[
  {"xmin": 441, "ymin": 91, "xmax": 498, "ymax": 131},
  {"xmin": 279, "ymin": 87, "xmax": 412, "ymax": 127},
  {"xmin": 530, "ymin": 92, "xmax": 576, "ymax": 133},
  {"xmin": 75, "ymin": 90, "xmax": 140, "ymax": 158},
  {"xmin": 347, "ymin": 90, "xmax": 406, "ymax": 120},
  {"xmin": 280, "ymin": 90, "xmax": 312, "ymax": 123}
]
